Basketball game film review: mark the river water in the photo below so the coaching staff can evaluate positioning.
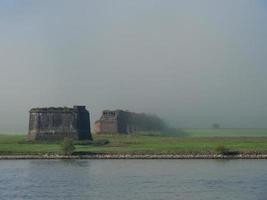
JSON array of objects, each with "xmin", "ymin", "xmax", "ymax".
[{"xmin": 0, "ymin": 159, "xmax": 266, "ymax": 200}]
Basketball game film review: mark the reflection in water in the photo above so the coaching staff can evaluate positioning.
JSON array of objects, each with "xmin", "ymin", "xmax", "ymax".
[{"xmin": 0, "ymin": 160, "xmax": 266, "ymax": 200}]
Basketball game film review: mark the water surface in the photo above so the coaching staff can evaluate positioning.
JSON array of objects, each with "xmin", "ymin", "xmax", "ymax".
[{"xmin": 0, "ymin": 159, "xmax": 266, "ymax": 200}]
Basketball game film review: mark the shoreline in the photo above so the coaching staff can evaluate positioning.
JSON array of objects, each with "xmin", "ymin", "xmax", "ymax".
[{"xmin": 1, "ymin": 154, "xmax": 267, "ymax": 160}]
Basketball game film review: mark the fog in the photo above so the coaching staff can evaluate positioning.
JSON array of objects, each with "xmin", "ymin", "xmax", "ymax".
[{"xmin": 0, "ymin": 0, "xmax": 267, "ymax": 132}]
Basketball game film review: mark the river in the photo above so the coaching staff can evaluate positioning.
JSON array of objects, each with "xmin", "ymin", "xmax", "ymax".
[{"xmin": 0, "ymin": 160, "xmax": 266, "ymax": 200}]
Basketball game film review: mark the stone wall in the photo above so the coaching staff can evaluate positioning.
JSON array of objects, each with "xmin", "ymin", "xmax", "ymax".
[
  {"xmin": 28, "ymin": 106, "xmax": 92, "ymax": 141},
  {"xmin": 94, "ymin": 110, "xmax": 166, "ymax": 134},
  {"xmin": 94, "ymin": 111, "xmax": 118, "ymax": 133}
]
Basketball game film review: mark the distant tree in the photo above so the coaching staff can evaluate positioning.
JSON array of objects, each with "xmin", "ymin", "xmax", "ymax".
[
  {"xmin": 212, "ymin": 123, "xmax": 220, "ymax": 129},
  {"xmin": 61, "ymin": 138, "xmax": 75, "ymax": 155}
]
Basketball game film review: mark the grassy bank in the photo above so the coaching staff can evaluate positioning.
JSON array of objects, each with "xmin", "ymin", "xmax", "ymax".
[
  {"xmin": 0, "ymin": 130, "xmax": 267, "ymax": 155},
  {"xmin": 181, "ymin": 129, "xmax": 267, "ymax": 137}
]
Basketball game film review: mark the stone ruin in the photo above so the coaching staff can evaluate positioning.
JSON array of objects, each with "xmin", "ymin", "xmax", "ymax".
[
  {"xmin": 94, "ymin": 110, "xmax": 166, "ymax": 134},
  {"xmin": 28, "ymin": 106, "xmax": 92, "ymax": 141}
]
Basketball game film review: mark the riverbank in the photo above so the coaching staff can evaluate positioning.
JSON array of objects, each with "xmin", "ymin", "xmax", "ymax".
[
  {"xmin": 1, "ymin": 154, "xmax": 267, "ymax": 159},
  {"xmin": 1, "ymin": 132, "xmax": 267, "ymax": 156}
]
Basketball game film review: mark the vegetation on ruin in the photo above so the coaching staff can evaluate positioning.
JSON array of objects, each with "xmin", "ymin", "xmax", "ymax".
[
  {"xmin": 30, "ymin": 107, "xmax": 74, "ymax": 112},
  {"xmin": 0, "ymin": 129, "xmax": 266, "ymax": 155}
]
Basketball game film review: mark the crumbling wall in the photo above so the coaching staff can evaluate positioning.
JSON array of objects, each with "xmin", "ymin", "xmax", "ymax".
[
  {"xmin": 28, "ymin": 106, "xmax": 92, "ymax": 141},
  {"xmin": 95, "ymin": 110, "xmax": 166, "ymax": 134},
  {"xmin": 94, "ymin": 110, "xmax": 118, "ymax": 133}
]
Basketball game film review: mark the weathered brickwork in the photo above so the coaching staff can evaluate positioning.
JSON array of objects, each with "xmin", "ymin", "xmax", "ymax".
[
  {"xmin": 28, "ymin": 106, "xmax": 92, "ymax": 141},
  {"xmin": 94, "ymin": 110, "xmax": 166, "ymax": 134}
]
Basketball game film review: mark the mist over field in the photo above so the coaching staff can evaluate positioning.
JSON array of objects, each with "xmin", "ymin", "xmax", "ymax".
[{"xmin": 0, "ymin": 0, "xmax": 267, "ymax": 132}]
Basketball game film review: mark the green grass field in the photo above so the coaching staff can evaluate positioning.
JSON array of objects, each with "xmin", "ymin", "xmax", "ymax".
[
  {"xmin": 181, "ymin": 129, "xmax": 267, "ymax": 137},
  {"xmin": 0, "ymin": 129, "xmax": 267, "ymax": 155}
]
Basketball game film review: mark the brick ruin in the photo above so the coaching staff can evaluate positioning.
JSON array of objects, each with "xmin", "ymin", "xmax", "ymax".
[
  {"xmin": 94, "ymin": 110, "xmax": 166, "ymax": 134},
  {"xmin": 28, "ymin": 106, "xmax": 92, "ymax": 141}
]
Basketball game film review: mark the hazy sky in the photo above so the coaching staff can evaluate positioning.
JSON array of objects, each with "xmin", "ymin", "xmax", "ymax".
[{"xmin": 0, "ymin": 0, "xmax": 267, "ymax": 132}]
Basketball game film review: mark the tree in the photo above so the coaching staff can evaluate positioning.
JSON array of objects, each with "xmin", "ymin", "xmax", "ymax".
[
  {"xmin": 212, "ymin": 123, "xmax": 220, "ymax": 129},
  {"xmin": 61, "ymin": 138, "xmax": 75, "ymax": 155}
]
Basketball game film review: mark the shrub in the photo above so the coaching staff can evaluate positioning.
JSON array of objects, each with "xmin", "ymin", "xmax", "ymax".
[
  {"xmin": 74, "ymin": 139, "xmax": 109, "ymax": 146},
  {"xmin": 93, "ymin": 139, "xmax": 109, "ymax": 146},
  {"xmin": 74, "ymin": 140, "xmax": 94, "ymax": 145},
  {"xmin": 61, "ymin": 138, "xmax": 76, "ymax": 155},
  {"xmin": 215, "ymin": 145, "xmax": 229, "ymax": 155}
]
